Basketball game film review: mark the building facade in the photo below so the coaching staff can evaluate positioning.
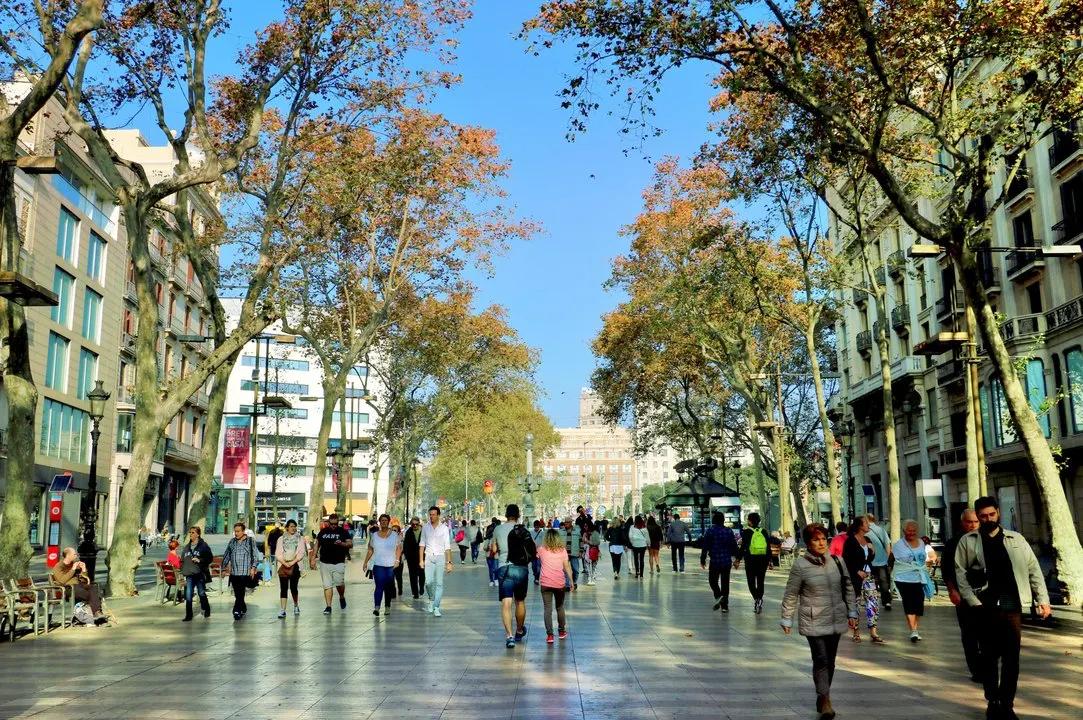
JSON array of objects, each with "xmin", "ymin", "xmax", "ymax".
[{"xmin": 831, "ymin": 120, "xmax": 1083, "ymax": 545}]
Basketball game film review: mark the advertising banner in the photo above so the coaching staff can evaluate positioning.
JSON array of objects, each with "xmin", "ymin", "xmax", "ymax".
[{"xmin": 222, "ymin": 416, "xmax": 250, "ymax": 488}]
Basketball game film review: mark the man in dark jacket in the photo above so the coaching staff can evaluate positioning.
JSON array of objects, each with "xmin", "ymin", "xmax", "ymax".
[
  {"xmin": 402, "ymin": 517, "xmax": 425, "ymax": 598},
  {"xmin": 734, "ymin": 512, "xmax": 775, "ymax": 614},
  {"xmin": 943, "ymin": 508, "xmax": 982, "ymax": 683},
  {"xmin": 700, "ymin": 511, "xmax": 740, "ymax": 612}
]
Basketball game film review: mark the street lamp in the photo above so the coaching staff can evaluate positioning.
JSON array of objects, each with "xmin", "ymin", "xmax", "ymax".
[
  {"xmin": 834, "ymin": 420, "xmax": 855, "ymax": 517},
  {"xmin": 518, "ymin": 433, "xmax": 541, "ymax": 520},
  {"xmin": 78, "ymin": 380, "xmax": 111, "ymax": 581}
]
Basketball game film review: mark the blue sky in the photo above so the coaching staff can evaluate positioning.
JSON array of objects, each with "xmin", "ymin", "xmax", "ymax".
[{"xmin": 434, "ymin": 3, "xmax": 715, "ymax": 427}]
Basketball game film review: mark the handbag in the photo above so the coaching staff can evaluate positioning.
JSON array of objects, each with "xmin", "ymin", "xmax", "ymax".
[{"xmin": 278, "ymin": 562, "xmax": 294, "ymax": 578}]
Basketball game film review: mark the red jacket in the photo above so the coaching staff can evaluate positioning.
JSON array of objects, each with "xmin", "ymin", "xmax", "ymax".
[{"xmin": 829, "ymin": 534, "xmax": 847, "ymax": 557}]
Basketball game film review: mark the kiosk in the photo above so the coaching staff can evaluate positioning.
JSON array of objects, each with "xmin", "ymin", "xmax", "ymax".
[{"xmin": 658, "ymin": 458, "xmax": 741, "ymax": 540}]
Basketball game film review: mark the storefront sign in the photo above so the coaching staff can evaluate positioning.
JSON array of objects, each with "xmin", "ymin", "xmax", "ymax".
[
  {"xmin": 222, "ymin": 416, "xmax": 250, "ymax": 488},
  {"xmin": 255, "ymin": 492, "xmax": 305, "ymax": 507}
]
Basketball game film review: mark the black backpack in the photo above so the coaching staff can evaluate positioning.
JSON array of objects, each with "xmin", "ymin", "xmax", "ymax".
[{"xmin": 507, "ymin": 525, "xmax": 537, "ymax": 567}]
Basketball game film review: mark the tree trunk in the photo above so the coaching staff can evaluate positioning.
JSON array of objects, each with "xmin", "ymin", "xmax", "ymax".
[
  {"xmin": 0, "ymin": 163, "xmax": 36, "ymax": 580},
  {"xmin": 960, "ymin": 245, "xmax": 1083, "ymax": 608},
  {"xmin": 335, "ymin": 450, "xmax": 353, "ymax": 517},
  {"xmin": 306, "ymin": 388, "xmax": 339, "ymax": 528},
  {"xmin": 806, "ymin": 330, "xmax": 842, "ymax": 524},
  {"xmin": 874, "ymin": 305, "xmax": 902, "ymax": 541},
  {"xmin": 747, "ymin": 413, "xmax": 768, "ymax": 523},
  {"xmin": 186, "ymin": 356, "xmax": 235, "ymax": 530},
  {"xmin": 791, "ymin": 477, "xmax": 809, "ymax": 529},
  {"xmin": 964, "ymin": 342, "xmax": 982, "ymax": 507},
  {"xmin": 775, "ymin": 429, "xmax": 793, "ymax": 536}
]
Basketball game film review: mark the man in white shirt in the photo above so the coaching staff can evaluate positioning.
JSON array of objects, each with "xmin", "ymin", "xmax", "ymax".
[{"xmin": 419, "ymin": 505, "xmax": 453, "ymax": 617}]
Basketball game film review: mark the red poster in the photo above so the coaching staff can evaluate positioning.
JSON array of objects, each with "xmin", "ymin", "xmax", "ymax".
[{"xmin": 222, "ymin": 416, "xmax": 250, "ymax": 488}]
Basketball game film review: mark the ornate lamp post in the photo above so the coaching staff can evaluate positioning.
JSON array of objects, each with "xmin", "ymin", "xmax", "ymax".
[
  {"xmin": 78, "ymin": 380, "xmax": 111, "ymax": 582},
  {"xmin": 518, "ymin": 433, "xmax": 542, "ymax": 520}
]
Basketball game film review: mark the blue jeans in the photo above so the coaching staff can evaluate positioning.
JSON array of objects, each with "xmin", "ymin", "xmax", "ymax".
[
  {"xmin": 470, "ymin": 543, "xmax": 480, "ymax": 562},
  {"xmin": 373, "ymin": 565, "xmax": 396, "ymax": 608},
  {"xmin": 425, "ymin": 558, "xmax": 446, "ymax": 608},
  {"xmin": 531, "ymin": 557, "xmax": 541, "ymax": 582},
  {"xmin": 568, "ymin": 556, "xmax": 581, "ymax": 588},
  {"xmin": 487, "ymin": 556, "xmax": 499, "ymax": 582},
  {"xmin": 185, "ymin": 575, "xmax": 207, "ymax": 602}
]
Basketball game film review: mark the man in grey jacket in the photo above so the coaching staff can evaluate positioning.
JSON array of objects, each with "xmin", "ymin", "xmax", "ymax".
[
  {"xmin": 954, "ymin": 496, "xmax": 1052, "ymax": 720},
  {"xmin": 666, "ymin": 516, "xmax": 690, "ymax": 572}
]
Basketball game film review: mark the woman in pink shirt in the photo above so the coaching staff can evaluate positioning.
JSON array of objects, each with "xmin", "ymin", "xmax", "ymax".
[{"xmin": 538, "ymin": 528, "xmax": 576, "ymax": 644}]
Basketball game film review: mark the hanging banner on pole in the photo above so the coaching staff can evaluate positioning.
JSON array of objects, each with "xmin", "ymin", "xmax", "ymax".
[{"xmin": 222, "ymin": 416, "xmax": 250, "ymax": 488}]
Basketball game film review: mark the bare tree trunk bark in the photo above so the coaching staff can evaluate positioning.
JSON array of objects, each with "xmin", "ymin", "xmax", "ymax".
[
  {"xmin": 807, "ymin": 330, "xmax": 842, "ymax": 524},
  {"xmin": 960, "ymin": 245, "xmax": 1083, "ymax": 607},
  {"xmin": 875, "ymin": 311, "xmax": 902, "ymax": 541},
  {"xmin": 0, "ymin": 165, "xmax": 36, "ymax": 580},
  {"xmin": 306, "ymin": 385, "xmax": 340, "ymax": 528},
  {"xmin": 187, "ymin": 356, "xmax": 235, "ymax": 530},
  {"xmin": 747, "ymin": 413, "xmax": 768, "ymax": 524}
]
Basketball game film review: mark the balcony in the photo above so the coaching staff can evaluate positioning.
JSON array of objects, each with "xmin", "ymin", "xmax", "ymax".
[
  {"xmin": 121, "ymin": 331, "xmax": 137, "ymax": 356},
  {"xmin": 191, "ymin": 391, "xmax": 209, "ymax": 411},
  {"xmin": 1052, "ymin": 216, "xmax": 1083, "ymax": 246},
  {"xmin": 935, "ymin": 358, "xmax": 966, "ymax": 389},
  {"xmin": 846, "ymin": 355, "xmax": 925, "ymax": 403},
  {"xmin": 887, "ymin": 250, "xmax": 906, "ymax": 277},
  {"xmin": 891, "ymin": 306, "xmax": 909, "ymax": 335},
  {"xmin": 170, "ymin": 260, "xmax": 186, "ymax": 287},
  {"xmin": 164, "ymin": 438, "xmax": 201, "ymax": 467},
  {"xmin": 856, "ymin": 330, "xmax": 873, "ymax": 356},
  {"xmin": 1046, "ymin": 293, "xmax": 1083, "ymax": 336},
  {"xmin": 853, "ymin": 287, "xmax": 868, "ymax": 307},
  {"xmin": 148, "ymin": 243, "xmax": 165, "ymax": 269},
  {"xmin": 1004, "ymin": 171, "xmax": 1034, "ymax": 210},
  {"xmin": 874, "ymin": 266, "xmax": 886, "ymax": 287},
  {"xmin": 935, "ymin": 296, "xmax": 965, "ymax": 322},
  {"xmin": 51, "ymin": 173, "xmax": 117, "ymax": 238},
  {"xmin": 982, "ymin": 263, "xmax": 1001, "ymax": 297},
  {"xmin": 157, "ymin": 304, "xmax": 167, "ymax": 327},
  {"xmin": 124, "ymin": 280, "xmax": 137, "ymax": 304},
  {"xmin": 938, "ymin": 445, "xmax": 968, "ymax": 473},
  {"xmin": 168, "ymin": 317, "xmax": 186, "ymax": 338},
  {"xmin": 116, "ymin": 385, "xmax": 136, "ymax": 407},
  {"xmin": 1000, "ymin": 313, "xmax": 1046, "ymax": 346},
  {"xmin": 1005, "ymin": 247, "xmax": 1044, "ymax": 281},
  {"xmin": 187, "ymin": 277, "xmax": 204, "ymax": 305}
]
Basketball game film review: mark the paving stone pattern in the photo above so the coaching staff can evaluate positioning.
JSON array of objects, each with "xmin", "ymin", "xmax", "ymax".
[{"xmin": 1, "ymin": 556, "xmax": 1080, "ymax": 719}]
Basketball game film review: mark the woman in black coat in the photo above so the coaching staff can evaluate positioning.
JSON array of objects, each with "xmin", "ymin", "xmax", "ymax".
[
  {"xmin": 841, "ymin": 516, "xmax": 886, "ymax": 644},
  {"xmin": 180, "ymin": 526, "xmax": 214, "ymax": 622}
]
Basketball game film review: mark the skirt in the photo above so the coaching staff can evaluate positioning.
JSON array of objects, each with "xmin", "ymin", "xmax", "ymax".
[{"xmin": 895, "ymin": 581, "xmax": 926, "ymax": 616}]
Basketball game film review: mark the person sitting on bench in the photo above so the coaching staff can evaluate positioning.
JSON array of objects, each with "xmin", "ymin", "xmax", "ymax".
[{"xmin": 51, "ymin": 547, "xmax": 107, "ymax": 625}]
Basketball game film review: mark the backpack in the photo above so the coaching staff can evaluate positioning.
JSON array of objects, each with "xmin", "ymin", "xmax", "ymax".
[
  {"xmin": 507, "ymin": 525, "xmax": 537, "ymax": 567},
  {"xmin": 748, "ymin": 527, "xmax": 768, "ymax": 555},
  {"xmin": 73, "ymin": 602, "xmax": 96, "ymax": 626},
  {"xmin": 455, "ymin": 529, "xmax": 465, "ymax": 543}
]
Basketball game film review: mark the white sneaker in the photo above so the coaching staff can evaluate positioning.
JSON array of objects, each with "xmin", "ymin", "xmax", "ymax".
[
  {"xmin": 294, "ymin": 605, "xmax": 300, "ymax": 615},
  {"xmin": 427, "ymin": 601, "xmax": 434, "ymax": 613},
  {"xmin": 433, "ymin": 608, "xmax": 442, "ymax": 617}
]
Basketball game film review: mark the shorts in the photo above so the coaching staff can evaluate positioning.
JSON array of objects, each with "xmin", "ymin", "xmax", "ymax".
[
  {"xmin": 319, "ymin": 562, "xmax": 345, "ymax": 589},
  {"xmin": 896, "ymin": 581, "xmax": 926, "ymax": 616},
  {"xmin": 496, "ymin": 564, "xmax": 529, "ymax": 602}
]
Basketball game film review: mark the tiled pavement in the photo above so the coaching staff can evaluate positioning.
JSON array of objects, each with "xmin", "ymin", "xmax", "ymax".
[{"xmin": 1, "ymin": 556, "xmax": 1081, "ymax": 719}]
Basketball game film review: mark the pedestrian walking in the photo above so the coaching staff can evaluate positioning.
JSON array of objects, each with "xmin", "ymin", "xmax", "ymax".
[
  {"xmin": 403, "ymin": 517, "xmax": 425, "ymax": 599},
  {"xmin": 485, "ymin": 518, "xmax": 501, "ymax": 586},
  {"xmin": 275, "ymin": 519, "xmax": 308, "ymax": 618},
  {"xmin": 780, "ymin": 523, "xmax": 858, "ymax": 720},
  {"xmin": 455, "ymin": 519, "xmax": 471, "ymax": 563},
  {"xmin": 955, "ymin": 496, "xmax": 1052, "ymax": 720},
  {"xmin": 828, "ymin": 522, "xmax": 848, "ymax": 557},
  {"xmin": 943, "ymin": 508, "xmax": 982, "ymax": 682},
  {"xmin": 314, "ymin": 513, "xmax": 353, "ymax": 615},
  {"xmin": 644, "ymin": 516, "xmax": 662, "ymax": 573},
  {"xmin": 564, "ymin": 516, "xmax": 583, "ymax": 588},
  {"xmin": 139, "ymin": 526, "xmax": 149, "ymax": 556},
  {"xmin": 667, "ymin": 514, "xmax": 690, "ymax": 572},
  {"xmin": 419, "ymin": 505, "xmax": 454, "ymax": 617},
  {"xmin": 841, "ymin": 516, "xmax": 886, "ymax": 644},
  {"xmin": 700, "ymin": 511, "xmax": 739, "ymax": 612},
  {"xmin": 221, "ymin": 522, "xmax": 259, "ymax": 620},
  {"xmin": 628, "ymin": 516, "xmax": 649, "ymax": 579},
  {"xmin": 493, "ymin": 504, "xmax": 535, "ymax": 647},
  {"xmin": 179, "ymin": 526, "xmax": 213, "ymax": 622},
  {"xmin": 735, "ymin": 512, "xmax": 772, "ymax": 614},
  {"xmin": 584, "ymin": 520, "xmax": 601, "ymax": 585},
  {"xmin": 891, "ymin": 519, "xmax": 937, "ymax": 642},
  {"xmin": 363, "ymin": 513, "xmax": 403, "ymax": 617},
  {"xmin": 866, "ymin": 514, "xmax": 893, "ymax": 610},
  {"xmin": 391, "ymin": 521, "xmax": 405, "ymax": 598},
  {"xmin": 539, "ymin": 528, "xmax": 575, "ymax": 644},
  {"xmin": 468, "ymin": 520, "xmax": 481, "ymax": 563},
  {"xmin": 530, "ymin": 520, "xmax": 545, "ymax": 584},
  {"xmin": 605, "ymin": 519, "xmax": 626, "ymax": 579}
]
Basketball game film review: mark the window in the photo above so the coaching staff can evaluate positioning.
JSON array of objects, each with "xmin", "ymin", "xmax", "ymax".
[
  {"xmin": 331, "ymin": 410, "xmax": 369, "ymax": 425},
  {"xmin": 45, "ymin": 332, "xmax": 69, "ymax": 391},
  {"xmin": 1012, "ymin": 210, "xmax": 1035, "ymax": 247},
  {"xmin": 81, "ymin": 288, "xmax": 102, "ymax": 343},
  {"xmin": 76, "ymin": 349, "xmax": 98, "ymax": 400},
  {"xmin": 116, "ymin": 413, "xmax": 134, "ymax": 453},
  {"xmin": 570, "ymin": 465, "xmax": 579, "ymax": 473},
  {"xmin": 1067, "ymin": 349, "xmax": 1083, "ymax": 433},
  {"xmin": 40, "ymin": 398, "xmax": 89, "ymax": 463},
  {"xmin": 86, "ymin": 233, "xmax": 106, "ymax": 284},
  {"xmin": 1026, "ymin": 283, "xmax": 1043, "ymax": 314},
  {"xmin": 240, "ymin": 379, "xmax": 309, "ymax": 395},
  {"xmin": 51, "ymin": 268, "xmax": 75, "ymax": 327},
  {"xmin": 56, "ymin": 207, "xmax": 78, "ymax": 263},
  {"xmin": 1025, "ymin": 359, "xmax": 1051, "ymax": 438}
]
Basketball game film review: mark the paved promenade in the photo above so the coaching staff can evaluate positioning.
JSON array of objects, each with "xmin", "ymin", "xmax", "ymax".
[{"xmin": 1, "ymin": 556, "xmax": 1080, "ymax": 719}]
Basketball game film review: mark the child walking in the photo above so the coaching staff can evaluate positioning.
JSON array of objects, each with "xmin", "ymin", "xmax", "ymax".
[{"xmin": 538, "ymin": 528, "xmax": 576, "ymax": 644}]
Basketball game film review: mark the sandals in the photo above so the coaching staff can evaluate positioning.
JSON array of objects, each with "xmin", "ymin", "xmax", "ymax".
[
  {"xmin": 851, "ymin": 632, "xmax": 862, "ymax": 643},
  {"xmin": 871, "ymin": 635, "xmax": 888, "ymax": 645}
]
